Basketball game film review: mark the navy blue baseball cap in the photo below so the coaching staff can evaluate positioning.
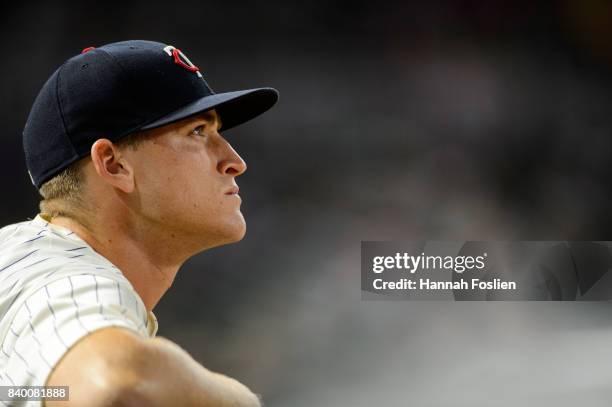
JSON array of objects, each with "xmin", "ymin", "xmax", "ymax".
[{"xmin": 23, "ymin": 40, "xmax": 279, "ymax": 189}]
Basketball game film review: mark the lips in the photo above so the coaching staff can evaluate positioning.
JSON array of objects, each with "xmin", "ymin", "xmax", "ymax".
[{"xmin": 225, "ymin": 186, "xmax": 240, "ymax": 195}]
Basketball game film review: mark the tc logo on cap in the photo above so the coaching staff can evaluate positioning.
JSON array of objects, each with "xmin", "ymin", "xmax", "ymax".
[{"xmin": 163, "ymin": 45, "xmax": 203, "ymax": 79}]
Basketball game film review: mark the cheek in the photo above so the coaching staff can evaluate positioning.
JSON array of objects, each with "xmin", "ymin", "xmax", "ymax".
[
  {"xmin": 157, "ymin": 159, "xmax": 217, "ymax": 210},
  {"xmin": 134, "ymin": 144, "xmax": 224, "ymax": 218}
]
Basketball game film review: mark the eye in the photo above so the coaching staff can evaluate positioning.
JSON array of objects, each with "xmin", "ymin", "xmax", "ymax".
[{"xmin": 191, "ymin": 125, "xmax": 205, "ymax": 137}]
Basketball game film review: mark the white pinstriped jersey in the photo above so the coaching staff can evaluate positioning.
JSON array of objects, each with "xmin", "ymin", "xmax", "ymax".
[{"xmin": 0, "ymin": 214, "xmax": 158, "ymax": 407}]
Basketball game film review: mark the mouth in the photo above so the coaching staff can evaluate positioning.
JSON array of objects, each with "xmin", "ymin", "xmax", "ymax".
[{"xmin": 225, "ymin": 186, "xmax": 240, "ymax": 195}]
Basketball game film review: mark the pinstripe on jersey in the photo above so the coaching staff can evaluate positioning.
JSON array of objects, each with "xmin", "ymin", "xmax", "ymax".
[{"xmin": 0, "ymin": 215, "xmax": 158, "ymax": 407}]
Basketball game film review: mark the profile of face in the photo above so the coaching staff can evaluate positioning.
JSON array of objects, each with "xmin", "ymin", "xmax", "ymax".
[{"xmin": 116, "ymin": 109, "xmax": 248, "ymax": 250}]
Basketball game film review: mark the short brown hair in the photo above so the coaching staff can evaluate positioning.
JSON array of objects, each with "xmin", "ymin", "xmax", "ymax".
[{"xmin": 38, "ymin": 131, "xmax": 151, "ymax": 219}]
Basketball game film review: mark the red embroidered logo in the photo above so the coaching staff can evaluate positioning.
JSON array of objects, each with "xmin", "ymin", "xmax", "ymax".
[{"xmin": 163, "ymin": 45, "xmax": 203, "ymax": 79}]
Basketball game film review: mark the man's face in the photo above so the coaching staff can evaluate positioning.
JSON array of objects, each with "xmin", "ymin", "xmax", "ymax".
[{"xmin": 122, "ymin": 109, "xmax": 247, "ymax": 249}]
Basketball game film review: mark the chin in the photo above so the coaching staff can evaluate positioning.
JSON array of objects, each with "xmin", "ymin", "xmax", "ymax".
[
  {"xmin": 213, "ymin": 214, "xmax": 247, "ymax": 246},
  {"xmin": 228, "ymin": 216, "xmax": 247, "ymax": 242},
  {"xmin": 188, "ymin": 210, "xmax": 246, "ymax": 249}
]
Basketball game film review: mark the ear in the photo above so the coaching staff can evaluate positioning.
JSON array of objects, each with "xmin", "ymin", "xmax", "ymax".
[{"xmin": 90, "ymin": 139, "xmax": 135, "ymax": 193}]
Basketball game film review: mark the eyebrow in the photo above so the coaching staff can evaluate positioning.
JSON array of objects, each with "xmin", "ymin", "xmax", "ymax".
[{"xmin": 196, "ymin": 111, "xmax": 223, "ymax": 131}]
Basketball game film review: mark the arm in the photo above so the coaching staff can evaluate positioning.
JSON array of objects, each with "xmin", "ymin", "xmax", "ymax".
[{"xmin": 45, "ymin": 327, "xmax": 261, "ymax": 407}]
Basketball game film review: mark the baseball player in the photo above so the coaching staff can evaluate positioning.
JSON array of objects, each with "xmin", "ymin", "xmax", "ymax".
[{"xmin": 0, "ymin": 40, "xmax": 278, "ymax": 406}]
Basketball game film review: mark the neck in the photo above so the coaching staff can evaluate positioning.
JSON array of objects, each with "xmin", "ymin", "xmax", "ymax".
[{"xmin": 50, "ymin": 212, "xmax": 188, "ymax": 312}]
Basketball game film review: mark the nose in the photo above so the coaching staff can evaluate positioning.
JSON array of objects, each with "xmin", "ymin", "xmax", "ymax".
[{"xmin": 217, "ymin": 137, "xmax": 247, "ymax": 176}]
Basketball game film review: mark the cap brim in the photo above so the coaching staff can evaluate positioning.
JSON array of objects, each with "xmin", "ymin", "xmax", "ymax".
[{"xmin": 140, "ymin": 87, "xmax": 278, "ymax": 132}]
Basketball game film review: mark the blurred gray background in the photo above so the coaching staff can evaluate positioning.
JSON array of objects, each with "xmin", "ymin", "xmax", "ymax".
[{"xmin": 3, "ymin": 0, "xmax": 612, "ymax": 405}]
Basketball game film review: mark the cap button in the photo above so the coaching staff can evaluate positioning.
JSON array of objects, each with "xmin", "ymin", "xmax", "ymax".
[{"xmin": 81, "ymin": 46, "xmax": 96, "ymax": 54}]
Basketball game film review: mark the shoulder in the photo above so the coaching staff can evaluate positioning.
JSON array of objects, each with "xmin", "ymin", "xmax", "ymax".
[
  {"xmin": 0, "ymin": 219, "xmax": 32, "ymax": 242},
  {"xmin": 0, "ymin": 214, "xmax": 129, "ymax": 312},
  {"xmin": 0, "ymin": 272, "xmax": 153, "ymax": 389},
  {"xmin": 0, "ymin": 218, "xmax": 156, "ymax": 388}
]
